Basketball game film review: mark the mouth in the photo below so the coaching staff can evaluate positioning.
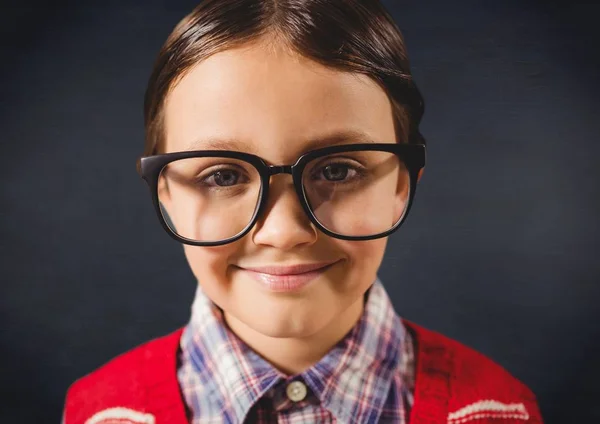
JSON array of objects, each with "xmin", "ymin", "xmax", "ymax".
[{"xmin": 234, "ymin": 261, "xmax": 339, "ymax": 293}]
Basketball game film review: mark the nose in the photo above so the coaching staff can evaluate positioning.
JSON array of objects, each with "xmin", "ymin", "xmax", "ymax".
[{"xmin": 251, "ymin": 174, "xmax": 318, "ymax": 250}]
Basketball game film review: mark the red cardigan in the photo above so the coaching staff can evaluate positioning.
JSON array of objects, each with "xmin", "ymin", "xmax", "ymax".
[{"xmin": 64, "ymin": 320, "xmax": 543, "ymax": 424}]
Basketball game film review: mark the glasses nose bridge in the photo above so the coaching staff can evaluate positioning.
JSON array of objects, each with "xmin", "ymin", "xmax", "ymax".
[{"xmin": 267, "ymin": 164, "xmax": 294, "ymax": 176}]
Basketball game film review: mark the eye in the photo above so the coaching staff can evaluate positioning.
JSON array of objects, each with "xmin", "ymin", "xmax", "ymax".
[
  {"xmin": 323, "ymin": 164, "xmax": 352, "ymax": 181},
  {"xmin": 313, "ymin": 162, "xmax": 361, "ymax": 182},
  {"xmin": 202, "ymin": 168, "xmax": 247, "ymax": 187}
]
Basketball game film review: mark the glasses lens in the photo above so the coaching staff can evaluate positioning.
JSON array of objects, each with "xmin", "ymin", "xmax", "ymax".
[
  {"xmin": 157, "ymin": 157, "xmax": 261, "ymax": 242},
  {"xmin": 302, "ymin": 150, "xmax": 410, "ymax": 237}
]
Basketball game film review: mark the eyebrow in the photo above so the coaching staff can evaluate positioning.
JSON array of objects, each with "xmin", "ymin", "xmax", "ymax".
[
  {"xmin": 185, "ymin": 137, "xmax": 254, "ymax": 152},
  {"xmin": 184, "ymin": 129, "xmax": 377, "ymax": 153}
]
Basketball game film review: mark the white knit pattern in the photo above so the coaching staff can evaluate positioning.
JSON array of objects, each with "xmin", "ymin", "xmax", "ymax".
[
  {"xmin": 447, "ymin": 400, "xmax": 529, "ymax": 423},
  {"xmin": 84, "ymin": 407, "xmax": 155, "ymax": 424}
]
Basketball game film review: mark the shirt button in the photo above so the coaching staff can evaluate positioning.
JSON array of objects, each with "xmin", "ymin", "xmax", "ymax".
[{"xmin": 285, "ymin": 380, "xmax": 308, "ymax": 402}]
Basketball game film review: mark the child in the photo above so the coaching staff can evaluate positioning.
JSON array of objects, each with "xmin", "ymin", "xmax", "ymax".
[{"xmin": 64, "ymin": 0, "xmax": 543, "ymax": 423}]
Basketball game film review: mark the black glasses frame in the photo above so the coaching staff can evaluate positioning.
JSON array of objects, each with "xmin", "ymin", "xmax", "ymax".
[{"xmin": 137, "ymin": 143, "xmax": 426, "ymax": 246}]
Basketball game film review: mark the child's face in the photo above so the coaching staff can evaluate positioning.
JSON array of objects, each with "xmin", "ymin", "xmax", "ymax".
[{"xmin": 162, "ymin": 37, "xmax": 397, "ymax": 339}]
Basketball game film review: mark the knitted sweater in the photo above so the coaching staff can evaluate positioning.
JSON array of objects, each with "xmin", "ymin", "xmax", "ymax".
[{"xmin": 64, "ymin": 320, "xmax": 543, "ymax": 424}]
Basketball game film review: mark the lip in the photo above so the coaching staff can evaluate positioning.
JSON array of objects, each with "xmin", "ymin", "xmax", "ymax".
[{"xmin": 236, "ymin": 261, "xmax": 338, "ymax": 293}]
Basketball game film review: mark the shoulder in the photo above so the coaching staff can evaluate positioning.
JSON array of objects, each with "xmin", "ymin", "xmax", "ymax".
[
  {"xmin": 64, "ymin": 328, "xmax": 184, "ymax": 424},
  {"xmin": 403, "ymin": 319, "xmax": 543, "ymax": 423}
]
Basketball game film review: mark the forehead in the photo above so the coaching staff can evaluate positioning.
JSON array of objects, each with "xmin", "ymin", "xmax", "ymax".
[{"xmin": 163, "ymin": 39, "xmax": 396, "ymax": 160}]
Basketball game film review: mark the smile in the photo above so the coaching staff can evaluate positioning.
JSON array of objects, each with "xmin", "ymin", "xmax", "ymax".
[{"xmin": 235, "ymin": 261, "xmax": 339, "ymax": 293}]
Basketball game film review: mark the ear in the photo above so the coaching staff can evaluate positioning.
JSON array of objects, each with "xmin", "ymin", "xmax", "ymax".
[{"xmin": 417, "ymin": 168, "xmax": 425, "ymax": 182}]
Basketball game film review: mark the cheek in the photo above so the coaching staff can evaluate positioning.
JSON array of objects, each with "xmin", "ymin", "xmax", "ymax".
[
  {"xmin": 161, "ymin": 185, "xmax": 241, "ymax": 241},
  {"xmin": 182, "ymin": 243, "xmax": 238, "ymax": 308},
  {"xmin": 334, "ymin": 237, "xmax": 388, "ymax": 282}
]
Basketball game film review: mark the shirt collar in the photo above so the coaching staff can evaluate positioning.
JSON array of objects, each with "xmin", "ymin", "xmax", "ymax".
[{"xmin": 180, "ymin": 277, "xmax": 407, "ymax": 423}]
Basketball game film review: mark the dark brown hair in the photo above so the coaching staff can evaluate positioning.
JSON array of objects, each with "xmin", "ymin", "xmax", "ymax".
[{"xmin": 143, "ymin": 0, "xmax": 425, "ymax": 156}]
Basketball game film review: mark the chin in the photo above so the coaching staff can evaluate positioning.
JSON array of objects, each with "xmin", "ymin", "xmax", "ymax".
[{"xmin": 247, "ymin": 312, "xmax": 326, "ymax": 339}]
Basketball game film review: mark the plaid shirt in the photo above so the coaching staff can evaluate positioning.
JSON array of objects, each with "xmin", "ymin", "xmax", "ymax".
[{"xmin": 177, "ymin": 278, "xmax": 415, "ymax": 424}]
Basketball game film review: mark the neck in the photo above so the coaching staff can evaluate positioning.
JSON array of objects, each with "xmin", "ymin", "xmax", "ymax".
[{"xmin": 222, "ymin": 296, "xmax": 365, "ymax": 376}]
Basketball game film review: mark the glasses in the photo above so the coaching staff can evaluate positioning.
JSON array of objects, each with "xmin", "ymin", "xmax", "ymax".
[{"xmin": 137, "ymin": 143, "xmax": 426, "ymax": 246}]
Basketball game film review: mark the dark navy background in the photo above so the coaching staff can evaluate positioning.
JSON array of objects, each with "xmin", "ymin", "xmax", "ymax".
[{"xmin": 1, "ymin": 1, "xmax": 599, "ymax": 422}]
